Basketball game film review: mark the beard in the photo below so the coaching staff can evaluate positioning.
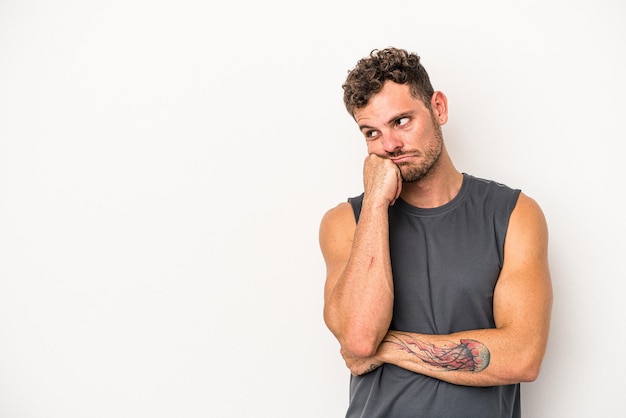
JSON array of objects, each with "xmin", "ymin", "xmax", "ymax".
[{"xmin": 392, "ymin": 123, "xmax": 444, "ymax": 183}]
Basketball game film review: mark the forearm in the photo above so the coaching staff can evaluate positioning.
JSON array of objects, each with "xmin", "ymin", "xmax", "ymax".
[
  {"xmin": 374, "ymin": 328, "xmax": 545, "ymax": 386},
  {"xmin": 324, "ymin": 203, "xmax": 394, "ymax": 357}
]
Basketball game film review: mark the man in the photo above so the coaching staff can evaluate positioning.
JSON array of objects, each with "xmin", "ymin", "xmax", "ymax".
[{"xmin": 319, "ymin": 48, "xmax": 552, "ymax": 417}]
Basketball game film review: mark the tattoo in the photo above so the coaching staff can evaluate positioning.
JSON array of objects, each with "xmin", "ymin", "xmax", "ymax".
[
  {"xmin": 364, "ymin": 363, "xmax": 381, "ymax": 374},
  {"xmin": 383, "ymin": 333, "xmax": 490, "ymax": 372}
]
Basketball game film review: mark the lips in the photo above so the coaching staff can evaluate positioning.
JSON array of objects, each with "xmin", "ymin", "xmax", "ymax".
[{"xmin": 390, "ymin": 154, "xmax": 415, "ymax": 164}]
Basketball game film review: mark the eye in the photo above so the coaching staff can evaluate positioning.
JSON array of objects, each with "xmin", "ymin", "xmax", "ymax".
[
  {"xmin": 364, "ymin": 130, "xmax": 380, "ymax": 140},
  {"xmin": 396, "ymin": 117, "xmax": 409, "ymax": 127}
]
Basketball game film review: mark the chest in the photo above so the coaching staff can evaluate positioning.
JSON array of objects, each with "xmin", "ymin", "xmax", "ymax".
[{"xmin": 388, "ymin": 209, "xmax": 503, "ymax": 333}]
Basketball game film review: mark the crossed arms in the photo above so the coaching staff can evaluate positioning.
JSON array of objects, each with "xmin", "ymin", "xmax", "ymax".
[{"xmin": 320, "ymin": 192, "xmax": 553, "ymax": 387}]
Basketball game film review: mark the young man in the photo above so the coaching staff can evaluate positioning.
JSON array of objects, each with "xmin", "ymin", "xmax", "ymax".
[{"xmin": 320, "ymin": 48, "xmax": 553, "ymax": 417}]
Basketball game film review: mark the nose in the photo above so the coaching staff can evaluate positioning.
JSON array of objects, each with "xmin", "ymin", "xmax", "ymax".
[{"xmin": 381, "ymin": 131, "xmax": 403, "ymax": 154}]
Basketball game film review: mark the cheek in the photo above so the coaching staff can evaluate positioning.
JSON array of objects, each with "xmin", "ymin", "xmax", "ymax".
[{"xmin": 365, "ymin": 141, "xmax": 385, "ymax": 156}]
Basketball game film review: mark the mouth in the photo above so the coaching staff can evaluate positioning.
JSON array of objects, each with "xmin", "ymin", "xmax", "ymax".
[{"xmin": 390, "ymin": 154, "xmax": 416, "ymax": 164}]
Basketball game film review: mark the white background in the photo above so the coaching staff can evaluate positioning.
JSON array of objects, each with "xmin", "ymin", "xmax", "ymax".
[{"xmin": 0, "ymin": 1, "xmax": 624, "ymax": 417}]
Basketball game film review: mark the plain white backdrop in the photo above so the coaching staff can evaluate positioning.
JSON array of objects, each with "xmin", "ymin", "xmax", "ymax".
[{"xmin": 0, "ymin": 0, "xmax": 624, "ymax": 417}]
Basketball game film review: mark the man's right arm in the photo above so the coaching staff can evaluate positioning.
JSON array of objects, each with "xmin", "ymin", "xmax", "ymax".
[
  {"xmin": 320, "ymin": 155, "xmax": 401, "ymax": 358},
  {"xmin": 320, "ymin": 200, "xmax": 394, "ymax": 358}
]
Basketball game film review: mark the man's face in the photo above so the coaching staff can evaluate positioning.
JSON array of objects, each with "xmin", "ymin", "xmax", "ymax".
[{"xmin": 354, "ymin": 81, "xmax": 444, "ymax": 182}]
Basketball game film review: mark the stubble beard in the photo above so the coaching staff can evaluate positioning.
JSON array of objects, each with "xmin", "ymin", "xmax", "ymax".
[{"xmin": 395, "ymin": 125, "xmax": 444, "ymax": 183}]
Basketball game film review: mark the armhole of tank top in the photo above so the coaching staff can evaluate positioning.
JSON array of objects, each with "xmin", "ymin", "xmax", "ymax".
[
  {"xmin": 507, "ymin": 190, "xmax": 522, "ymax": 223},
  {"xmin": 497, "ymin": 189, "xmax": 522, "ymax": 266},
  {"xmin": 347, "ymin": 195, "xmax": 363, "ymax": 224}
]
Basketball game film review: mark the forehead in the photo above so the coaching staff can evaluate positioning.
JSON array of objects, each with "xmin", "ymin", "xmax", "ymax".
[{"xmin": 354, "ymin": 81, "xmax": 422, "ymax": 125}]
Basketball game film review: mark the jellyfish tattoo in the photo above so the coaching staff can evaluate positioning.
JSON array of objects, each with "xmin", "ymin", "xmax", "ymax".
[{"xmin": 383, "ymin": 332, "xmax": 490, "ymax": 372}]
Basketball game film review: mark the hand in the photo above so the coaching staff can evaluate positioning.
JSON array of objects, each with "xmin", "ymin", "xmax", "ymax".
[
  {"xmin": 340, "ymin": 347, "xmax": 384, "ymax": 376},
  {"xmin": 363, "ymin": 154, "xmax": 402, "ymax": 207}
]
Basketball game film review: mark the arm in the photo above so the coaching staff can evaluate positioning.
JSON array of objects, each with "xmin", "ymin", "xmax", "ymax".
[
  {"xmin": 320, "ymin": 154, "xmax": 401, "ymax": 358},
  {"xmin": 346, "ymin": 193, "xmax": 553, "ymax": 386}
]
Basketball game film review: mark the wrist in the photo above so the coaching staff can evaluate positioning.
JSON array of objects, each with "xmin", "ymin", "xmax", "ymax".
[{"xmin": 362, "ymin": 194, "xmax": 392, "ymax": 211}]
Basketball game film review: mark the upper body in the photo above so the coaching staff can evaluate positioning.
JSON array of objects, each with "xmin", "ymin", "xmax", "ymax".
[
  {"xmin": 319, "ymin": 48, "xmax": 552, "ymax": 416},
  {"xmin": 342, "ymin": 174, "xmax": 523, "ymax": 417}
]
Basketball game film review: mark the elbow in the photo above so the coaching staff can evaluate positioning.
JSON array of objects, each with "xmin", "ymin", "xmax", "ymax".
[
  {"xmin": 510, "ymin": 352, "xmax": 544, "ymax": 383},
  {"xmin": 518, "ymin": 342, "xmax": 549, "ymax": 383},
  {"xmin": 324, "ymin": 306, "xmax": 386, "ymax": 358},
  {"xmin": 325, "ymin": 315, "xmax": 381, "ymax": 357},
  {"xmin": 340, "ymin": 318, "xmax": 387, "ymax": 357},
  {"xmin": 495, "ymin": 361, "xmax": 541, "ymax": 385},
  {"xmin": 518, "ymin": 361, "xmax": 542, "ymax": 382},
  {"xmin": 492, "ymin": 346, "xmax": 546, "ymax": 384},
  {"xmin": 342, "ymin": 334, "xmax": 380, "ymax": 358},
  {"xmin": 334, "ymin": 325, "xmax": 381, "ymax": 358}
]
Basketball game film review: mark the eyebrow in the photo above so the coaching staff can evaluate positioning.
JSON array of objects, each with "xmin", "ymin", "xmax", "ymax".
[
  {"xmin": 358, "ymin": 111, "xmax": 415, "ymax": 132},
  {"xmin": 390, "ymin": 111, "xmax": 414, "ymax": 123},
  {"xmin": 358, "ymin": 123, "xmax": 375, "ymax": 132}
]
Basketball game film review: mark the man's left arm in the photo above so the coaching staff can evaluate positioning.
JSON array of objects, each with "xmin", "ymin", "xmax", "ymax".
[{"xmin": 345, "ymin": 193, "xmax": 553, "ymax": 387}]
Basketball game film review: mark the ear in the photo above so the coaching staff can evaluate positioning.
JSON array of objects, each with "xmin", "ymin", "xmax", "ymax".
[{"xmin": 430, "ymin": 91, "xmax": 448, "ymax": 125}]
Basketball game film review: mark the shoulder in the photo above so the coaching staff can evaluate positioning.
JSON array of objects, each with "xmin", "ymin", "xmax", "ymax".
[
  {"xmin": 320, "ymin": 193, "xmax": 362, "ymax": 231},
  {"xmin": 320, "ymin": 202, "xmax": 356, "ymax": 237},
  {"xmin": 506, "ymin": 192, "xmax": 549, "ymax": 258},
  {"xmin": 464, "ymin": 175, "xmax": 522, "ymax": 228},
  {"xmin": 319, "ymin": 202, "xmax": 357, "ymax": 259},
  {"xmin": 466, "ymin": 174, "xmax": 520, "ymax": 202},
  {"xmin": 510, "ymin": 192, "xmax": 548, "ymax": 235}
]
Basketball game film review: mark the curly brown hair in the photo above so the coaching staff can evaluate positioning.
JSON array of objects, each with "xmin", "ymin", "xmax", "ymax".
[{"xmin": 342, "ymin": 47, "xmax": 435, "ymax": 117}]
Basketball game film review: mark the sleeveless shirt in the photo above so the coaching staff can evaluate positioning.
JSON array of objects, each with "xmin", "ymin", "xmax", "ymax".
[{"xmin": 345, "ymin": 173, "xmax": 522, "ymax": 418}]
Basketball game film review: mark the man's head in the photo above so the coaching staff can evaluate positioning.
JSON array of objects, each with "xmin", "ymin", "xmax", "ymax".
[
  {"xmin": 342, "ymin": 47, "xmax": 435, "ymax": 118},
  {"xmin": 344, "ymin": 48, "xmax": 449, "ymax": 183}
]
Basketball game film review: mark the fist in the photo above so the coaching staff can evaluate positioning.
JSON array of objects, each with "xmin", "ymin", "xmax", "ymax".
[{"xmin": 363, "ymin": 154, "xmax": 402, "ymax": 207}]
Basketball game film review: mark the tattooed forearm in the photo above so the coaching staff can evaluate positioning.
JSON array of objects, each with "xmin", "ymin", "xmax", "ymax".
[{"xmin": 383, "ymin": 333, "xmax": 490, "ymax": 372}]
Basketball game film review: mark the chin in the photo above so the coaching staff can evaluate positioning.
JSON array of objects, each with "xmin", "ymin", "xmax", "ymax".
[{"xmin": 401, "ymin": 166, "xmax": 434, "ymax": 183}]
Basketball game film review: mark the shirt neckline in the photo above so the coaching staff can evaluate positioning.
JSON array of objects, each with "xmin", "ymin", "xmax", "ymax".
[{"xmin": 394, "ymin": 173, "xmax": 472, "ymax": 217}]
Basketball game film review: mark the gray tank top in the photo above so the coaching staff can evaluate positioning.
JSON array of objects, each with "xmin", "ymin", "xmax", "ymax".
[{"xmin": 346, "ymin": 173, "xmax": 521, "ymax": 418}]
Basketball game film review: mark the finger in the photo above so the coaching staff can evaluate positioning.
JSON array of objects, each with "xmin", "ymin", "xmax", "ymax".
[
  {"xmin": 395, "ymin": 170, "xmax": 403, "ymax": 200},
  {"xmin": 390, "ymin": 168, "xmax": 402, "ymax": 206}
]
